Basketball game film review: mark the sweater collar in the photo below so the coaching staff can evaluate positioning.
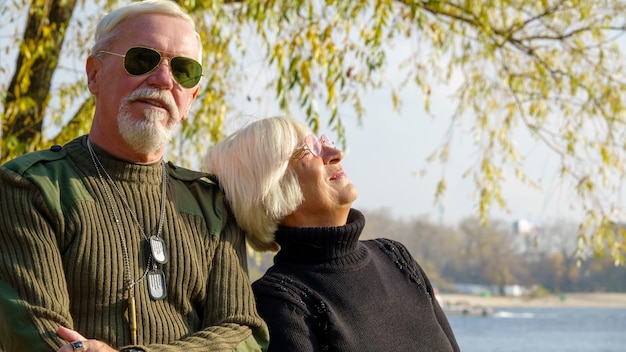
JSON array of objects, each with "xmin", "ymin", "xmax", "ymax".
[
  {"xmin": 66, "ymin": 135, "xmax": 165, "ymax": 185},
  {"xmin": 273, "ymin": 209, "xmax": 367, "ymax": 265}
]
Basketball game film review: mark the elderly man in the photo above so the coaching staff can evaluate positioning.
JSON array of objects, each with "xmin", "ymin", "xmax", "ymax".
[{"xmin": 0, "ymin": 1, "xmax": 267, "ymax": 351}]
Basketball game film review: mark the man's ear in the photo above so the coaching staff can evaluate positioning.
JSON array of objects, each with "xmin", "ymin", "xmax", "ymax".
[
  {"xmin": 86, "ymin": 55, "xmax": 101, "ymax": 95},
  {"xmin": 182, "ymin": 88, "xmax": 199, "ymax": 121}
]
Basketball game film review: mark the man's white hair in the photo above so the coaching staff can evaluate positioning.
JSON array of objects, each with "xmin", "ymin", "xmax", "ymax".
[{"xmin": 92, "ymin": 0, "xmax": 202, "ymax": 62}]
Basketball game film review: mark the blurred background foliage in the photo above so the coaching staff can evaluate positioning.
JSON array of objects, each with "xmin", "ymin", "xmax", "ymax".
[{"xmin": 1, "ymin": 0, "xmax": 626, "ymax": 263}]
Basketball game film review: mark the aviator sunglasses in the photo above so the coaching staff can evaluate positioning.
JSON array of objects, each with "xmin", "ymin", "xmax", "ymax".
[
  {"xmin": 291, "ymin": 134, "xmax": 334, "ymax": 160},
  {"xmin": 99, "ymin": 46, "xmax": 203, "ymax": 88}
]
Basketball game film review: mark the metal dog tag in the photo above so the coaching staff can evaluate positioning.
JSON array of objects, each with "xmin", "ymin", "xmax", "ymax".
[
  {"xmin": 149, "ymin": 236, "xmax": 168, "ymax": 264},
  {"xmin": 147, "ymin": 268, "xmax": 167, "ymax": 300}
]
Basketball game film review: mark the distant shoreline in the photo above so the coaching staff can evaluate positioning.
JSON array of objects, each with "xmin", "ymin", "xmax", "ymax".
[{"xmin": 440, "ymin": 292, "xmax": 626, "ymax": 308}]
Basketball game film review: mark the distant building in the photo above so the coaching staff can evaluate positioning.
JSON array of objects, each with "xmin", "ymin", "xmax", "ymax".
[
  {"xmin": 513, "ymin": 218, "xmax": 543, "ymax": 258},
  {"xmin": 453, "ymin": 283, "xmax": 529, "ymax": 297},
  {"xmin": 453, "ymin": 283, "xmax": 497, "ymax": 296},
  {"xmin": 513, "ymin": 219, "xmax": 539, "ymax": 235},
  {"xmin": 503, "ymin": 284, "xmax": 527, "ymax": 297}
]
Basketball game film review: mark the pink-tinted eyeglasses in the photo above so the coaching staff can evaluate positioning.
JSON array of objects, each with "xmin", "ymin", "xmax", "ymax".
[{"xmin": 291, "ymin": 134, "xmax": 334, "ymax": 160}]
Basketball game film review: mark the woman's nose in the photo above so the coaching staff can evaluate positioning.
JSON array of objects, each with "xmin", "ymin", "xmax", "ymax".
[{"xmin": 322, "ymin": 145, "xmax": 343, "ymax": 164}]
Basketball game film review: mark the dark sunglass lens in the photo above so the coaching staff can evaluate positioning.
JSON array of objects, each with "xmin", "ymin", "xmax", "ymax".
[
  {"xmin": 171, "ymin": 57, "xmax": 202, "ymax": 88},
  {"xmin": 124, "ymin": 47, "xmax": 161, "ymax": 76}
]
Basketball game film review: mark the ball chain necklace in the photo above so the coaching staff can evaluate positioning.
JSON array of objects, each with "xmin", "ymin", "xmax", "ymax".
[{"xmin": 87, "ymin": 138, "xmax": 168, "ymax": 344}]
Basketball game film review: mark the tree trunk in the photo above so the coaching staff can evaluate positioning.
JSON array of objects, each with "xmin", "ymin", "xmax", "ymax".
[{"xmin": 1, "ymin": 0, "xmax": 77, "ymax": 162}]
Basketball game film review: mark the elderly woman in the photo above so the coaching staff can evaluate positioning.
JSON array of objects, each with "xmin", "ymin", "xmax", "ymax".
[{"xmin": 205, "ymin": 116, "xmax": 459, "ymax": 352}]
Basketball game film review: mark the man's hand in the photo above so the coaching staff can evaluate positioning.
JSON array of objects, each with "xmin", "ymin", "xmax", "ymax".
[{"xmin": 56, "ymin": 326, "xmax": 119, "ymax": 352}]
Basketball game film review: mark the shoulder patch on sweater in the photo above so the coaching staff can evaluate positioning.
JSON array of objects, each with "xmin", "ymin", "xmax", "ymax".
[
  {"xmin": 3, "ymin": 146, "xmax": 67, "ymax": 175},
  {"xmin": 166, "ymin": 161, "xmax": 220, "ymax": 185},
  {"xmin": 166, "ymin": 162, "xmax": 225, "ymax": 237},
  {"xmin": 166, "ymin": 161, "xmax": 210, "ymax": 181},
  {"xmin": 2, "ymin": 147, "xmax": 92, "ymax": 216}
]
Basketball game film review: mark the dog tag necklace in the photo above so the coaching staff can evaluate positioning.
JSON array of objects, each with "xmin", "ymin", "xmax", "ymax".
[{"xmin": 87, "ymin": 139, "xmax": 168, "ymax": 343}]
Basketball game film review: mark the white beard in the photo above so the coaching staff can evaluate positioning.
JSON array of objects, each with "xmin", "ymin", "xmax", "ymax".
[{"xmin": 117, "ymin": 88, "xmax": 180, "ymax": 154}]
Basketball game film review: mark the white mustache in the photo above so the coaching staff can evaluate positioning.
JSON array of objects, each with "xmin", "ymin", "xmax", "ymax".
[{"xmin": 124, "ymin": 88, "xmax": 179, "ymax": 121}]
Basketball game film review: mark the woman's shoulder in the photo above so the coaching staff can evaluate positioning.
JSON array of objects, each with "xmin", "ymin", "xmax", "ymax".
[
  {"xmin": 252, "ymin": 271, "xmax": 327, "ymax": 314},
  {"xmin": 252, "ymin": 270, "xmax": 303, "ymax": 296},
  {"xmin": 362, "ymin": 238, "xmax": 430, "ymax": 288},
  {"xmin": 362, "ymin": 238, "xmax": 413, "ymax": 259}
]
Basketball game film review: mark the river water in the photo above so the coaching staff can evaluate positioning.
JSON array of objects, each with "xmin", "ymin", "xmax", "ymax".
[{"xmin": 448, "ymin": 307, "xmax": 626, "ymax": 352}]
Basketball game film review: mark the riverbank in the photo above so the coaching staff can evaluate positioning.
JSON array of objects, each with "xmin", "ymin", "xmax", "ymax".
[{"xmin": 440, "ymin": 292, "xmax": 626, "ymax": 308}]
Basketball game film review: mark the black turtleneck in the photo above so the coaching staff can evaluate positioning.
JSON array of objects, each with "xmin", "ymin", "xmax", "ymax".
[{"xmin": 252, "ymin": 209, "xmax": 460, "ymax": 352}]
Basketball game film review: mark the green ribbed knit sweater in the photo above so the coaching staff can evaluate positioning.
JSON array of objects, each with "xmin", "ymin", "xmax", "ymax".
[{"xmin": 0, "ymin": 136, "xmax": 268, "ymax": 352}]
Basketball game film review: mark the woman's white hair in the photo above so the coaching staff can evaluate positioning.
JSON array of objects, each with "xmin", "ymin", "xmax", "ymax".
[
  {"xmin": 91, "ymin": 0, "xmax": 202, "ymax": 61},
  {"xmin": 204, "ymin": 117, "xmax": 312, "ymax": 252}
]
